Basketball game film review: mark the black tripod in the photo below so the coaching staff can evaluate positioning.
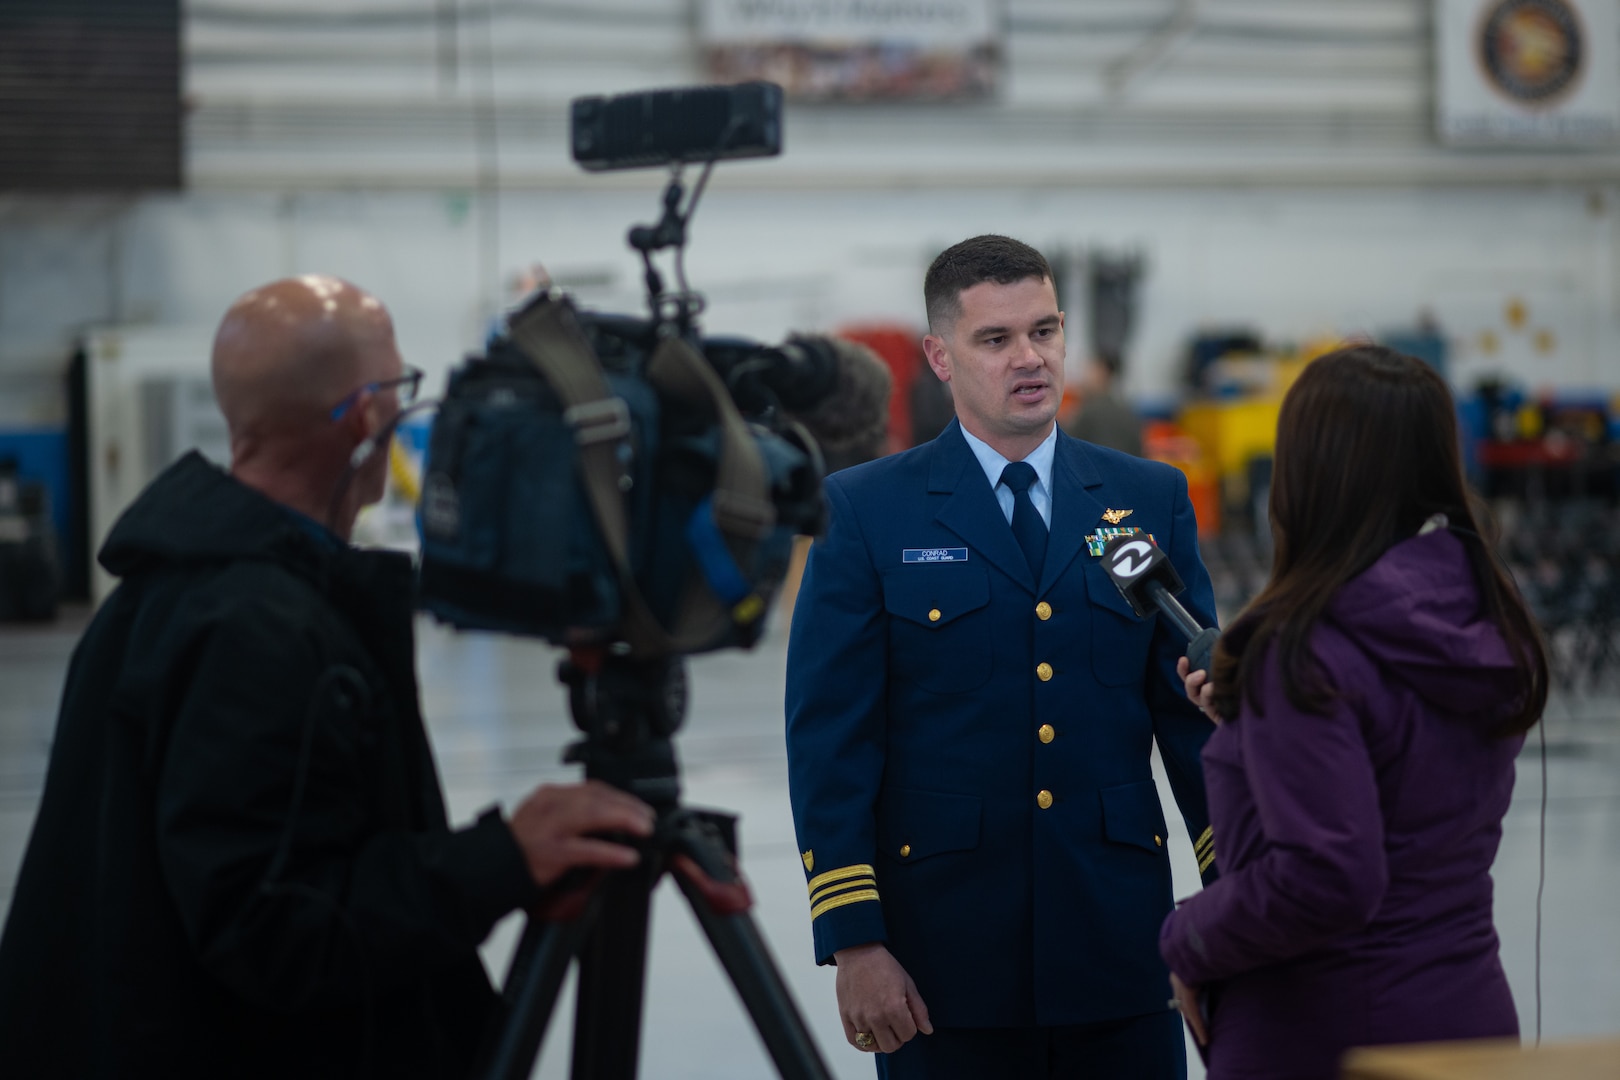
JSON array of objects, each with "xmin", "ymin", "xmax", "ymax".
[{"xmin": 473, "ymin": 651, "xmax": 834, "ymax": 1080}]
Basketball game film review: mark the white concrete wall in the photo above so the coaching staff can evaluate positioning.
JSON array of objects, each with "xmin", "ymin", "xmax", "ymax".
[
  {"xmin": 6, "ymin": 183, "xmax": 1617, "ymax": 399},
  {"xmin": 4, "ymin": 0, "xmax": 1620, "ymax": 404}
]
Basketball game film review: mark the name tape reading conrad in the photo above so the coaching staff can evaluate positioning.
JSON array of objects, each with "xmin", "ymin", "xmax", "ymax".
[{"xmin": 903, "ymin": 547, "xmax": 970, "ymax": 563}]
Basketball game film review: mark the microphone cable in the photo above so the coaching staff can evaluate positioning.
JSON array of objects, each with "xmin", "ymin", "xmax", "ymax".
[
  {"xmin": 1454, "ymin": 519, "xmax": 1547, "ymax": 1046},
  {"xmin": 1536, "ymin": 711, "xmax": 1546, "ymax": 1047}
]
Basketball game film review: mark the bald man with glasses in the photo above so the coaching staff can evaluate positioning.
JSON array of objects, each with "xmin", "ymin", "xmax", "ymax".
[{"xmin": 0, "ymin": 276, "xmax": 655, "ymax": 1078}]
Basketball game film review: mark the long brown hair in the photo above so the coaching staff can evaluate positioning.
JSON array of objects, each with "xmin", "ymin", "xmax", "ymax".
[{"xmin": 1210, "ymin": 344, "xmax": 1547, "ymax": 736}]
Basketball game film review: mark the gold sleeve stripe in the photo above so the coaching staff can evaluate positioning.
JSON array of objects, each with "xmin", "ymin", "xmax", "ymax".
[
  {"xmin": 810, "ymin": 888, "xmax": 880, "ymax": 921},
  {"xmin": 1198, "ymin": 850, "xmax": 1216, "ymax": 874},
  {"xmin": 1194, "ymin": 827, "xmax": 1213, "ymax": 853},
  {"xmin": 810, "ymin": 876, "xmax": 876, "ymax": 907},
  {"xmin": 806, "ymin": 863, "xmax": 875, "ymax": 896}
]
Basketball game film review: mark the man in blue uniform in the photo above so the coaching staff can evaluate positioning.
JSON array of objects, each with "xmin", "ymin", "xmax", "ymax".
[{"xmin": 785, "ymin": 235, "xmax": 1218, "ymax": 1078}]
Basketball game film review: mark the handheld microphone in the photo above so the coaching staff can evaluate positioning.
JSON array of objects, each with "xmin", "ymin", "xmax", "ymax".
[{"xmin": 1100, "ymin": 532, "xmax": 1219, "ymax": 678}]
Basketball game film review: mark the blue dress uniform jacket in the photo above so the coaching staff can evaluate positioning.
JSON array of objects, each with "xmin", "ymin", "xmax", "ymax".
[{"xmin": 785, "ymin": 420, "xmax": 1218, "ymax": 1030}]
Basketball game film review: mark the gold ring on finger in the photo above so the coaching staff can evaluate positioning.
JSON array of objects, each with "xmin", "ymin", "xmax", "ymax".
[{"xmin": 854, "ymin": 1031, "xmax": 875, "ymax": 1050}]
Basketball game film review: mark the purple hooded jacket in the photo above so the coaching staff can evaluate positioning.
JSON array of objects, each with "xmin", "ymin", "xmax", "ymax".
[{"xmin": 1159, "ymin": 529, "xmax": 1525, "ymax": 1080}]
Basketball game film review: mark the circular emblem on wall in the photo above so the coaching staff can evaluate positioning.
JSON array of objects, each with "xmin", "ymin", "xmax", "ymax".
[{"xmin": 1478, "ymin": 0, "xmax": 1585, "ymax": 105}]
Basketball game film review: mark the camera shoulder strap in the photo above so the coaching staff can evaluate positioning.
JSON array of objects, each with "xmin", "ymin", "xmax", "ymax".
[
  {"xmin": 644, "ymin": 333, "xmax": 778, "ymax": 641},
  {"xmin": 506, "ymin": 296, "xmax": 772, "ymax": 656},
  {"xmin": 505, "ymin": 293, "xmax": 632, "ymax": 563}
]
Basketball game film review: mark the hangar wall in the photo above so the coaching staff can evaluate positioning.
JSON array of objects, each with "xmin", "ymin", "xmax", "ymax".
[{"xmin": 3, "ymin": 0, "xmax": 1617, "ymax": 411}]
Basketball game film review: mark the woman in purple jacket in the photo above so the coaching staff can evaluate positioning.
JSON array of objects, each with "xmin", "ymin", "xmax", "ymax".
[{"xmin": 1160, "ymin": 345, "xmax": 1548, "ymax": 1079}]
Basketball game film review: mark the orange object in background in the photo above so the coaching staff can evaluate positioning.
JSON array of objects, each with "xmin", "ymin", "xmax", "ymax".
[
  {"xmin": 836, "ymin": 322, "xmax": 926, "ymax": 450},
  {"xmin": 1057, "ymin": 384, "xmax": 1082, "ymax": 428},
  {"xmin": 1144, "ymin": 420, "xmax": 1220, "ymax": 538}
]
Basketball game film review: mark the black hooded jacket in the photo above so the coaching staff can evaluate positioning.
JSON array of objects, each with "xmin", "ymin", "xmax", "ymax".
[{"xmin": 0, "ymin": 452, "xmax": 539, "ymax": 1078}]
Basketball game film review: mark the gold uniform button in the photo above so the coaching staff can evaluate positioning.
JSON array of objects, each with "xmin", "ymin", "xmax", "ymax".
[
  {"xmin": 1036, "ymin": 662, "xmax": 1053, "ymax": 682},
  {"xmin": 1154, "ymin": 834, "xmax": 1164, "ymax": 847},
  {"xmin": 1035, "ymin": 601, "xmax": 1052, "ymax": 621},
  {"xmin": 1038, "ymin": 724, "xmax": 1055, "ymax": 744},
  {"xmin": 928, "ymin": 608, "xmax": 941, "ymax": 622},
  {"xmin": 1037, "ymin": 790, "xmax": 1054, "ymax": 810},
  {"xmin": 900, "ymin": 844, "xmax": 911, "ymax": 858}
]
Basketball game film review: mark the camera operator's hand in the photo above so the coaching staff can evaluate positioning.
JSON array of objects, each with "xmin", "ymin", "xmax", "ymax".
[
  {"xmin": 508, "ymin": 780, "xmax": 655, "ymax": 887},
  {"xmin": 833, "ymin": 942, "xmax": 932, "ymax": 1054}
]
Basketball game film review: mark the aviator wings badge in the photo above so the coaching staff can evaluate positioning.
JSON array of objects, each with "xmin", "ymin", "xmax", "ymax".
[{"xmin": 1101, "ymin": 508, "xmax": 1133, "ymax": 525}]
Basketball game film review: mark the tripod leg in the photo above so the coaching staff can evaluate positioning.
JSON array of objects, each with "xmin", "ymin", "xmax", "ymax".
[
  {"xmin": 475, "ymin": 908, "xmax": 597, "ymax": 1080},
  {"xmin": 671, "ymin": 819, "xmax": 834, "ymax": 1080},
  {"xmin": 569, "ymin": 860, "xmax": 659, "ymax": 1080}
]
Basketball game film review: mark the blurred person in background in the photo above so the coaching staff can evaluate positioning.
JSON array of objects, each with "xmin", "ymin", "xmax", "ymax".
[
  {"xmin": 1061, "ymin": 356, "xmax": 1143, "ymax": 457},
  {"xmin": 0, "ymin": 275, "xmax": 654, "ymax": 1078},
  {"xmin": 908, "ymin": 365, "xmax": 957, "ymax": 447},
  {"xmin": 1163, "ymin": 344, "xmax": 1547, "ymax": 1080}
]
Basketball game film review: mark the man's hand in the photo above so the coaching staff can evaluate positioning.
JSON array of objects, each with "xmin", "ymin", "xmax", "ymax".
[
  {"xmin": 833, "ymin": 942, "xmax": 933, "ymax": 1054},
  {"xmin": 1169, "ymin": 971, "xmax": 1208, "ymax": 1047},
  {"xmin": 508, "ymin": 780, "xmax": 656, "ymax": 887},
  {"xmin": 1176, "ymin": 656, "xmax": 1221, "ymax": 726}
]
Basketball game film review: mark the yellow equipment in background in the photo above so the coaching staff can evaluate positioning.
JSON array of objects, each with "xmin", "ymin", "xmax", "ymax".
[
  {"xmin": 1174, "ymin": 338, "xmax": 1341, "ymax": 523},
  {"xmin": 389, "ymin": 437, "xmax": 421, "ymax": 504}
]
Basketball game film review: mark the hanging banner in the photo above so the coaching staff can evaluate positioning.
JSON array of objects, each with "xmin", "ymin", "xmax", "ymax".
[
  {"xmin": 1436, "ymin": 0, "xmax": 1620, "ymax": 144},
  {"xmin": 698, "ymin": 0, "xmax": 1000, "ymax": 102}
]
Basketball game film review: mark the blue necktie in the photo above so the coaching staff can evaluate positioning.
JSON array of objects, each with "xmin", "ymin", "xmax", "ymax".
[{"xmin": 999, "ymin": 461, "xmax": 1047, "ymax": 577}]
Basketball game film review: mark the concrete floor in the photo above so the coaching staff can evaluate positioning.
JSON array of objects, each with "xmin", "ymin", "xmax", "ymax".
[{"xmin": 2, "ymin": 610, "xmax": 1618, "ymax": 1078}]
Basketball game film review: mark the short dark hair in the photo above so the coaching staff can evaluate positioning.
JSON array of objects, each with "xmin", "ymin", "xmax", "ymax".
[
  {"xmin": 1212, "ymin": 344, "xmax": 1547, "ymax": 737},
  {"xmin": 924, "ymin": 235, "xmax": 1053, "ymax": 334}
]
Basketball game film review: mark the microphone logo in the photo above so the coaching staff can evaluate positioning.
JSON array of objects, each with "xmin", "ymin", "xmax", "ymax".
[
  {"xmin": 1099, "ymin": 532, "xmax": 1219, "ymax": 678},
  {"xmin": 1107, "ymin": 539, "xmax": 1157, "ymax": 581}
]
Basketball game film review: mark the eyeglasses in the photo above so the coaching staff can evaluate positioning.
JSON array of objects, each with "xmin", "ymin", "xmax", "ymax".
[{"xmin": 329, "ymin": 365, "xmax": 423, "ymax": 421}]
